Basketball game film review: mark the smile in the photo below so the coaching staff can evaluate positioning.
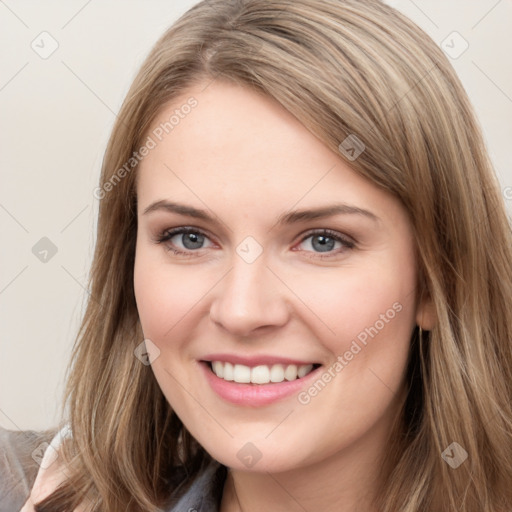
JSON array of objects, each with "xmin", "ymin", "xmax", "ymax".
[
  {"xmin": 198, "ymin": 357, "xmax": 324, "ymax": 407},
  {"xmin": 208, "ymin": 360, "xmax": 319, "ymax": 384}
]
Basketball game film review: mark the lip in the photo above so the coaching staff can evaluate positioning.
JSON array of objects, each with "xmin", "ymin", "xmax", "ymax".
[
  {"xmin": 201, "ymin": 353, "xmax": 320, "ymax": 367},
  {"xmin": 198, "ymin": 360, "xmax": 323, "ymax": 407}
]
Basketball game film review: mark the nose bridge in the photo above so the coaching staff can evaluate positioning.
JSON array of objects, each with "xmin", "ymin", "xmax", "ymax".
[{"xmin": 209, "ymin": 249, "xmax": 289, "ymax": 336}]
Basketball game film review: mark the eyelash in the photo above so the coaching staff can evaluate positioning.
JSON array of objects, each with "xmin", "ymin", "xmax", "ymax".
[{"xmin": 153, "ymin": 226, "xmax": 356, "ymax": 259}]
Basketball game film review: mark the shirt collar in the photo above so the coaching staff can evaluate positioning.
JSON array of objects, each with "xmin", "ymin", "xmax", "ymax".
[{"xmin": 165, "ymin": 458, "xmax": 227, "ymax": 512}]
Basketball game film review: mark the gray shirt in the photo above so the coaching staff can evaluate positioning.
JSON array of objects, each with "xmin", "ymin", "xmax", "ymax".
[
  {"xmin": 165, "ymin": 458, "xmax": 227, "ymax": 512},
  {"xmin": 0, "ymin": 426, "xmax": 227, "ymax": 512},
  {"xmin": 0, "ymin": 426, "xmax": 57, "ymax": 512}
]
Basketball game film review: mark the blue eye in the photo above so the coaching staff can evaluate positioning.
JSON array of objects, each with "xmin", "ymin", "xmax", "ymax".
[
  {"xmin": 297, "ymin": 229, "xmax": 355, "ymax": 257},
  {"xmin": 155, "ymin": 227, "xmax": 213, "ymax": 255},
  {"xmin": 173, "ymin": 231, "xmax": 206, "ymax": 250},
  {"xmin": 153, "ymin": 227, "xmax": 355, "ymax": 259}
]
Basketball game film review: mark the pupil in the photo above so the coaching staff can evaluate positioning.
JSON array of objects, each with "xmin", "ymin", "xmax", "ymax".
[
  {"xmin": 312, "ymin": 235, "xmax": 334, "ymax": 252},
  {"xmin": 183, "ymin": 232, "xmax": 204, "ymax": 249}
]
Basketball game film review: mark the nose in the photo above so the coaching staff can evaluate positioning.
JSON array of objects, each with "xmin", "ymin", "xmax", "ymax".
[{"xmin": 209, "ymin": 254, "xmax": 290, "ymax": 337}]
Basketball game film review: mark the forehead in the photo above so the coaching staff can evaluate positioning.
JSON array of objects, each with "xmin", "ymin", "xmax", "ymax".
[{"xmin": 136, "ymin": 80, "xmax": 397, "ymax": 221}]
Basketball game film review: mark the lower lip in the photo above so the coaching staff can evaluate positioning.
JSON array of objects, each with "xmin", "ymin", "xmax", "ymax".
[{"xmin": 199, "ymin": 361, "xmax": 322, "ymax": 407}]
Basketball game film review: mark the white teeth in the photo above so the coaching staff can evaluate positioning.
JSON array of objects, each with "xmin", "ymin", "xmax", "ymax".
[
  {"xmin": 210, "ymin": 361, "xmax": 316, "ymax": 384},
  {"xmin": 223, "ymin": 362, "xmax": 234, "ymax": 381},
  {"xmin": 212, "ymin": 361, "xmax": 224, "ymax": 378},
  {"xmin": 284, "ymin": 364, "xmax": 298, "ymax": 381},
  {"xmin": 251, "ymin": 365, "xmax": 270, "ymax": 384},
  {"xmin": 269, "ymin": 364, "xmax": 285, "ymax": 383},
  {"xmin": 297, "ymin": 364, "xmax": 313, "ymax": 378},
  {"xmin": 233, "ymin": 364, "xmax": 251, "ymax": 383}
]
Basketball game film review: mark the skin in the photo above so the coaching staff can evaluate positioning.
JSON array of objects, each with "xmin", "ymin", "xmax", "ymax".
[{"xmin": 133, "ymin": 79, "xmax": 435, "ymax": 512}]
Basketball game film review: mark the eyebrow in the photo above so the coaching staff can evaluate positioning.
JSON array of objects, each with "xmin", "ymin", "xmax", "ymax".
[{"xmin": 142, "ymin": 200, "xmax": 379, "ymax": 226}]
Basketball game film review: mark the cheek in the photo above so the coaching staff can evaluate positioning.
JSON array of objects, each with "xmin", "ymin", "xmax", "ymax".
[
  {"xmin": 283, "ymin": 277, "xmax": 415, "ymax": 468},
  {"xmin": 296, "ymin": 269, "xmax": 414, "ymax": 337},
  {"xmin": 133, "ymin": 249, "xmax": 208, "ymax": 343},
  {"xmin": 133, "ymin": 249, "xmax": 207, "ymax": 410},
  {"xmin": 299, "ymin": 276, "xmax": 417, "ymax": 445},
  {"xmin": 289, "ymin": 266, "xmax": 416, "ymax": 449}
]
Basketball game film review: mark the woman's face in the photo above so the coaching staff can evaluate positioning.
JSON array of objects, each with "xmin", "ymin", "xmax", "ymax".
[{"xmin": 134, "ymin": 79, "xmax": 432, "ymax": 473}]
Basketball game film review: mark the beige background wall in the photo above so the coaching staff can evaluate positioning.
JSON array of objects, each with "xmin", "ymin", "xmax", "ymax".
[{"xmin": 1, "ymin": 0, "xmax": 511, "ymax": 431}]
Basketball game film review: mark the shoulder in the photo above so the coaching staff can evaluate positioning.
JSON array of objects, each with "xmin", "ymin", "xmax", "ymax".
[
  {"xmin": 0, "ymin": 425, "xmax": 57, "ymax": 512},
  {"xmin": 19, "ymin": 425, "xmax": 75, "ymax": 512}
]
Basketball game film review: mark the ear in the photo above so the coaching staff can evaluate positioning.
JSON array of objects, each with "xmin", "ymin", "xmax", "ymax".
[{"xmin": 415, "ymin": 293, "xmax": 436, "ymax": 331}]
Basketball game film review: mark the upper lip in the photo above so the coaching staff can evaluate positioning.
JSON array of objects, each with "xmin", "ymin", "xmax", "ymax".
[{"xmin": 200, "ymin": 353, "xmax": 321, "ymax": 367}]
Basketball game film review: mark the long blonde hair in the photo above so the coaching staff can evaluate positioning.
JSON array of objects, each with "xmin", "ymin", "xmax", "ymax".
[{"xmin": 36, "ymin": 1, "xmax": 512, "ymax": 510}]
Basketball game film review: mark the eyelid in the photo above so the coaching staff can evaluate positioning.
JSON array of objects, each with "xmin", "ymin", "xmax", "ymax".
[{"xmin": 152, "ymin": 225, "xmax": 215, "ymax": 244}]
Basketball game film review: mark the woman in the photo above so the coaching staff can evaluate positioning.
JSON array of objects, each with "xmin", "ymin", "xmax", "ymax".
[{"xmin": 22, "ymin": 0, "xmax": 512, "ymax": 511}]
